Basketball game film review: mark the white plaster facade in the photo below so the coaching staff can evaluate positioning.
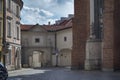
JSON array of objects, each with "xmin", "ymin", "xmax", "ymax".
[
  {"xmin": 57, "ymin": 28, "xmax": 72, "ymax": 51},
  {"xmin": 21, "ymin": 16, "xmax": 73, "ymax": 68},
  {"xmin": 56, "ymin": 28, "xmax": 72, "ymax": 67},
  {"xmin": 21, "ymin": 25, "xmax": 55, "ymax": 68}
]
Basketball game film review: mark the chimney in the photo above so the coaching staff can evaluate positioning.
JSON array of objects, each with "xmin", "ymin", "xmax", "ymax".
[
  {"xmin": 61, "ymin": 17, "xmax": 67, "ymax": 21},
  {"xmin": 68, "ymin": 14, "xmax": 74, "ymax": 19},
  {"xmin": 48, "ymin": 22, "xmax": 51, "ymax": 25}
]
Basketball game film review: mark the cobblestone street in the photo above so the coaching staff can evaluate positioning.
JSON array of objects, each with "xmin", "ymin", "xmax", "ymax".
[{"xmin": 7, "ymin": 67, "xmax": 120, "ymax": 80}]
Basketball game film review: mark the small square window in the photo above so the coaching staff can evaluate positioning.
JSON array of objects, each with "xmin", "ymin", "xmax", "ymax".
[
  {"xmin": 35, "ymin": 38, "xmax": 40, "ymax": 43},
  {"xmin": 64, "ymin": 37, "xmax": 67, "ymax": 42}
]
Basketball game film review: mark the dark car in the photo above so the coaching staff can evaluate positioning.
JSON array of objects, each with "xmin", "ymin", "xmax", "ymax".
[{"xmin": 0, "ymin": 63, "xmax": 8, "ymax": 80}]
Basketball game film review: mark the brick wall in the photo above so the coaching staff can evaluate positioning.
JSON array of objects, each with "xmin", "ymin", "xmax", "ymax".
[
  {"xmin": 102, "ymin": 0, "xmax": 120, "ymax": 71},
  {"xmin": 71, "ymin": 0, "xmax": 90, "ymax": 69},
  {"xmin": 114, "ymin": 0, "xmax": 120, "ymax": 70},
  {"xmin": 102, "ymin": 0, "xmax": 115, "ymax": 71},
  {"xmin": 73, "ymin": 0, "xmax": 120, "ymax": 71}
]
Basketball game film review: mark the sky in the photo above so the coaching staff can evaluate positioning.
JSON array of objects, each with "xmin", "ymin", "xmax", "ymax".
[{"xmin": 21, "ymin": 0, "xmax": 74, "ymax": 25}]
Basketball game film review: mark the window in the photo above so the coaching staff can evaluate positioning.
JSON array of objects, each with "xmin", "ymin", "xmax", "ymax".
[
  {"xmin": 35, "ymin": 38, "xmax": 40, "ymax": 43},
  {"xmin": 64, "ymin": 36, "xmax": 67, "ymax": 42},
  {"xmin": 0, "ymin": 21, "xmax": 2, "ymax": 37},
  {"xmin": 0, "ymin": 21, "xmax": 1, "ymax": 36},
  {"xmin": 0, "ymin": 0, "xmax": 2, "ymax": 11},
  {"xmin": 7, "ymin": 0, "xmax": 11, "ymax": 10},
  {"xmin": 17, "ymin": 26, "xmax": 20, "ymax": 40},
  {"xmin": 16, "ymin": 5, "xmax": 19, "ymax": 17},
  {"xmin": 7, "ymin": 21, "xmax": 11, "ymax": 37}
]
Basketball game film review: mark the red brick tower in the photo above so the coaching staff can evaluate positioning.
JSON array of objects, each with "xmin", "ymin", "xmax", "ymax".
[
  {"xmin": 73, "ymin": 0, "xmax": 120, "ymax": 71},
  {"xmin": 103, "ymin": 0, "xmax": 120, "ymax": 71},
  {"xmin": 71, "ymin": 0, "xmax": 90, "ymax": 69}
]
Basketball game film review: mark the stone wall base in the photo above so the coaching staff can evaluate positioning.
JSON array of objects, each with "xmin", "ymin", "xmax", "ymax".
[
  {"xmin": 85, "ymin": 59, "xmax": 101, "ymax": 70},
  {"xmin": 85, "ymin": 39, "xmax": 102, "ymax": 70}
]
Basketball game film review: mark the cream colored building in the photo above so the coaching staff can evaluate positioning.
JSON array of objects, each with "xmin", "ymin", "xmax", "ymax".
[
  {"xmin": 0, "ymin": 0, "xmax": 4, "ymax": 63},
  {"xmin": 49, "ymin": 16, "xmax": 73, "ymax": 67},
  {"xmin": 4, "ymin": 0, "xmax": 23, "ymax": 70},
  {"xmin": 21, "ymin": 15, "xmax": 73, "ymax": 68},
  {"xmin": 57, "ymin": 28, "xmax": 72, "ymax": 67},
  {"xmin": 54, "ymin": 17, "xmax": 73, "ymax": 67},
  {"xmin": 21, "ymin": 25, "xmax": 55, "ymax": 68}
]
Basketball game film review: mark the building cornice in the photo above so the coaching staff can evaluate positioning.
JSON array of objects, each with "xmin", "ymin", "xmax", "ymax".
[{"xmin": 12, "ymin": 0, "xmax": 23, "ymax": 10}]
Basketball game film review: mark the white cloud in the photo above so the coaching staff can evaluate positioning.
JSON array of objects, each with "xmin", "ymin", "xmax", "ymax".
[
  {"xmin": 21, "ymin": 6, "xmax": 55, "ymax": 24},
  {"xmin": 40, "ymin": 9, "xmax": 54, "ymax": 17},
  {"xmin": 49, "ymin": 1, "xmax": 74, "ymax": 17},
  {"xmin": 23, "ymin": 6, "xmax": 40, "ymax": 12},
  {"xmin": 21, "ymin": 0, "xmax": 74, "ymax": 25}
]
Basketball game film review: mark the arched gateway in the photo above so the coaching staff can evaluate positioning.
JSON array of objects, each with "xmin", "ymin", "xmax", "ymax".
[{"xmin": 72, "ymin": 0, "xmax": 120, "ymax": 71}]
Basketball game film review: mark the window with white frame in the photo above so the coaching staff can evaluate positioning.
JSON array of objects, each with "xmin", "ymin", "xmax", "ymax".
[
  {"xmin": 17, "ymin": 26, "xmax": 20, "ymax": 40},
  {"xmin": 16, "ymin": 5, "xmax": 20, "ymax": 17},
  {"xmin": 7, "ymin": 0, "xmax": 11, "ymax": 10},
  {"xmin": 7, "ymin": 21, "xmax": 11, "ymax": 37},
  {"xmin": 0, "ymin": 0, "xmax": 2, "ymax": 11},
  {"xmin": 0, "ymin": 21, "xmax": 1, "ymax": 37}
]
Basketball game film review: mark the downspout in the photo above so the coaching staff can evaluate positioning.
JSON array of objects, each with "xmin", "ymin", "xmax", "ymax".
[
  {"xmin": 55, "ymin": 32, "xmax": 57, "ymax": 54},
  {"xmin": 55, "ymin": 31, "xmax": 58, "ymax": 67},
  {"xmin": 3, "ymin": 0, "xmax": 6, "ymax": 65}
]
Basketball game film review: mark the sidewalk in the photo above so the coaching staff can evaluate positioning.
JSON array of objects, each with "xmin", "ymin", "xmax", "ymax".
[
  {"xmin": 8, "ymin": 68, "xmax": 30, "ymax": 73},
  {"xmin": 8, "ymin": 68, "xmax": 33, "ymax": 77},
  {"xmin": 8, "ymin": 68, "xmax": 120, "ymax": 80}
]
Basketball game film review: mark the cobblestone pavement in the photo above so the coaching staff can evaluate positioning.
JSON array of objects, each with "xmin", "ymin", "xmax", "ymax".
[{"xmin": 7, "ymin": 67, "xmax": 120, "ymax": 80}]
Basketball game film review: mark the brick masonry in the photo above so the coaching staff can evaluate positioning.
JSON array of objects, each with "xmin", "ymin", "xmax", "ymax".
[
  {"xmin": 114, "ymin": 0, "xmax": 120, "ymax": 70},
  {"xmin": 102, "ymin": 0, "xmax": 115, "ymax": 71},
  {"xmin": 102, "ymin": 0, "xmax": 120, "ymax": 71},
  {"xmin": 71, "ymin": 0, "xmax": 90, "ymax": 69},
  {"xmin": 73, "ymin": 0, "xmax": 120, "ymax": 71}
]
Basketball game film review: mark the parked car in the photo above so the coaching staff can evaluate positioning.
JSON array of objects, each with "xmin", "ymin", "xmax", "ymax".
[{"xmin": 0, "ymin": 63, "xmax": 8, "ymax": 80}]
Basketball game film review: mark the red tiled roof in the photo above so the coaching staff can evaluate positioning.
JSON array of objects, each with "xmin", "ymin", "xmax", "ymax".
[
  {"xmin": 43, "ymin": 18, "xmax": 72, "ymax": 31},
  {"xmin": 21, "ymin": 25, "xmax": 34, "ymax": 31},
  {"xmin": 21, "ymin": 18, "xmax": 73, "ymax": 32}
]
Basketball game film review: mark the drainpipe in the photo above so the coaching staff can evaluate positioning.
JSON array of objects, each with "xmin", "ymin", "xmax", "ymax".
[
  {"xmin": 3, "ymin": 0, "xmax": 6, "ymax": 65},
  {"xmin": 55, "ymin": 31, "xmax": 58, "ymax": 67}
]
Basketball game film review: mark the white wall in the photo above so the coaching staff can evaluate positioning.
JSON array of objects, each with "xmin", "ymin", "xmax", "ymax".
[
  {"xmin": 21, "ymin": 26, "xmax": 55, "ymax": 67},
  {"xmin": 56, "ymin": 28, "xmax": 72, "ymax": 51},
  {"xmin": 22, "ymin": 26, "xmax": 55, "ymax": 48},
  {"xmin": 56, "ymin": 28, "xmax": 72, "ymax": 67}
]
